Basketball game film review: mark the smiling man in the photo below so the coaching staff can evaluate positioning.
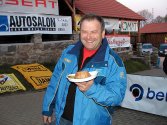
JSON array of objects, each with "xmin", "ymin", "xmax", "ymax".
[{"xmin": 42, "ymin": 14, "xmax": 127, "ymax": 125}]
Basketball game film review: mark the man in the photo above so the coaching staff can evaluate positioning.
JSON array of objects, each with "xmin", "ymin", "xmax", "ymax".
[
  {"xmin": 163, "ymin": 55, "xmax": 167, "ymax": 74},
  {"xmin": 42, "ymin": 14, "xmax": 127, "ymax": 125}
]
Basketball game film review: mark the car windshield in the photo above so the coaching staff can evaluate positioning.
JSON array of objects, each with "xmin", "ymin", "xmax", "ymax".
[
  {"xmin": 143, "ymin": 44, "xmax": 152, "ymax": 49},
  {"xmin": 160, "ymin": 44, "xmax": 167, "ymax": 50}
]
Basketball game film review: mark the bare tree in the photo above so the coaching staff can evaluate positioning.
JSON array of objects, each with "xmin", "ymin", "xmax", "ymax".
[
  {"xmin": 164, "ymin": 14, "xmax": 167, "ymax": 22},
  {"xmin": 153, "ymin": 16, "xmax": 165, "ymax": 23},
  {"xmin": 137, "ymin": 9, "xmax": 153, "ymax": 27}
]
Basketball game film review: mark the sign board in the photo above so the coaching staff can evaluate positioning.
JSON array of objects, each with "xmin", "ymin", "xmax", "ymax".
[
  {"xmin": 12, "ymin": 63, "xmax": 52, "ymax": 90},
  {"xmin": 104, "ymin": 18, "xmax": 119, "ymax": 34},
  {"xmin": 121, "ymin": 74, "xmax": 167, "ymax": 117},
  {"xmin": 74, "ymin": 14, "xmax": 81, "ymax": 32},
  {"xmin": 0, "ymin": 0, "xmax": 59, "ymax": 15},
  {"xmin": 120, "ymin": 20, "xmax": 138, "ymax": 32},
  {"xmin": 0, "ymin": 12, "xmax": 72, "ymax": 35},
  {"xmin": 165, "ymin": 37, "xmax": 167, "ymax": 43},
  {"xmin": 0, "ymin": 73, "xmax": 26, "ymax": 94},
  {"xmin": 106, "ymin": 35, "xmax": 131, "ymax": 48},
  {"xmin": 74, "ymin": 16, "xmax": 120, "ymax": 33}
]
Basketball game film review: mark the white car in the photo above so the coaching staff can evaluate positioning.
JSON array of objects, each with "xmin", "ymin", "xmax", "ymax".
[{"xmin": 141, "ymin": 43, "xmax": 153, "ymax": 54}]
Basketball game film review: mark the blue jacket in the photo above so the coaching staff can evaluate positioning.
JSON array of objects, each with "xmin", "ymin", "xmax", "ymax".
[{"xmin": 42, "ymin": 38, "xmax": 127, "ymax": 125}]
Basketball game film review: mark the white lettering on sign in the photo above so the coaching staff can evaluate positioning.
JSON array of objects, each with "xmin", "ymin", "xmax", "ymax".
[{"xmin": 120, "ymin": 20, "xmax": 138, "ymax": 32}]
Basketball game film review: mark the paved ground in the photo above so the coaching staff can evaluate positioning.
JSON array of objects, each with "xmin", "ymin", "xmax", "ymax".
[
  {"xmin": 0, "ymin": 57, "xmax": 167, "ymax": 125},
  {"xmin": 133, "ymin": 56, "xmax": 166, "ymax": 77},
  {"xmin": 0, "ymin": 90, "xmax": 167, "ymax": 125},
  {"xmin": 0, "ymin": 91, "xmax": 44, "ymax": 125}
]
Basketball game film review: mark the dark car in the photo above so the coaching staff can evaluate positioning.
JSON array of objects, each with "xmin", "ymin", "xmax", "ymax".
[{"xmin": 158, "ymin": 43, "xmax": 167, "ymax": 56}]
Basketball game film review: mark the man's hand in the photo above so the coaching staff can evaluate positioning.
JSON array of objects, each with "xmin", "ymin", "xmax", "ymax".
[
  {"xmin": 43, "ymin": 115, "xmax": 52, "ymax": 125},
  {"xmin": 75, "ymin": 79, "xmax": 94, "ymax": 92}
]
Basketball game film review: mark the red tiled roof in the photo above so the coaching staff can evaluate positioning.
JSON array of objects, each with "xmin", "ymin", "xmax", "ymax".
[
  {"xmin": 72, "ymin": 0, "xmax": 145, "ymax": 20},
  {"xmin": 140, "ymin": 23, "xmax": 167, "ymax": 33}
]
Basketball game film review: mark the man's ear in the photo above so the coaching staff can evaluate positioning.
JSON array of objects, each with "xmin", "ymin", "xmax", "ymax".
[{"xmin": 102, "ymin": 30, "xmax": 105, "ymax": 38}]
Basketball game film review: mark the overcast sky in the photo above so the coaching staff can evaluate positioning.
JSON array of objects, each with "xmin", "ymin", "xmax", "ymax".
[{"xmin": 116, "ymin": 0, "xmax": 167, "ymax": 18}]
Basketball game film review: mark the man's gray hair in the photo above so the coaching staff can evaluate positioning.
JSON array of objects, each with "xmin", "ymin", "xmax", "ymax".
[{"xmin": 80, "ymin": 14, "xmax": 105, "ymax": 32}]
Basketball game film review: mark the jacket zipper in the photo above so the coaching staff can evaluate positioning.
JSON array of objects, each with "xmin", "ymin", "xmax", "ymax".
[{"xmin": 48, "ymin": 64, "xmax": 66, "ymax": 111}]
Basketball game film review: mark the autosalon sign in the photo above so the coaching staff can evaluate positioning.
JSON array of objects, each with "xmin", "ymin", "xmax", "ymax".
[
  {"xmin": 0, "ymin": 12, "xmax": 72, "ymax": 35},
  {"xmin": 0, "ymin": 0, "xmax": 59, "ymax": 15},
  {"xmin": 120, "ymin": 20, "xmax": 138, "ymax": 32}
]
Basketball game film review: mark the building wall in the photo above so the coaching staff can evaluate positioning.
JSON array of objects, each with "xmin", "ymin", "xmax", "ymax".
[
  {"xmin": 0, "ymin": 33, "xmax": 131, "ymax": 65},
  {"xmin": 0, "ymin": 39, "xmax": 74, "ymax": 65},
  {"xmin": 140, "ymin": 33, "xmax": 167, "ymax": 47}
]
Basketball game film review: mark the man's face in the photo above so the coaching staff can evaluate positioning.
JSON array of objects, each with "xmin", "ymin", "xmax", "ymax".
[{"xmin": 80, "ymin": 20, "xmax": 105, "ymax": 50}]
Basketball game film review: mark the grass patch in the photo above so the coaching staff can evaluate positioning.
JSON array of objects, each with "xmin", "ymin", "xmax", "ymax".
[{"xmin": 124, "ymin": 59, "xmax": 150, "ymax": 73}]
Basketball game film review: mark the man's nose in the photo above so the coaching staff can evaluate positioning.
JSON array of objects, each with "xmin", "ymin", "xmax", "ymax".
[{"xmin": 86, "ymin": 33, "xmax": 92, "ymax": 39}]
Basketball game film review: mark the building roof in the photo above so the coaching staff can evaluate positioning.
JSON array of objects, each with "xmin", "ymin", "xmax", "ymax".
[
  {"xmin": 72, "ymin": 0, "xmax": 145, "ymax": 20},
  {"xmin": 140, "ymin": 23, "xmax": 167, "ymax": 33}
]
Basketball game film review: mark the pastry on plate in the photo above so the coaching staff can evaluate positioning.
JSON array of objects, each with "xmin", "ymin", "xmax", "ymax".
[{"xmin": 74, "ymin": 71, "xmax": 91, "ymax": 79}]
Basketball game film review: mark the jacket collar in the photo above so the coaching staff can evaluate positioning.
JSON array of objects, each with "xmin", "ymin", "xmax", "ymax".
[{"xmin": 68, "ymin": 38, "xmax": 108, "ymax": 62}]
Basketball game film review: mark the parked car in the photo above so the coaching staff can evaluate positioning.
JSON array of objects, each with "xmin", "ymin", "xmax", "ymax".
[
  {"xmin": 141, "ymin": 43, "xmax": 153, "ymax": 55},
  {"xmin": 158, "ymin": 43, "xmax": 167, "ymax": 56}
]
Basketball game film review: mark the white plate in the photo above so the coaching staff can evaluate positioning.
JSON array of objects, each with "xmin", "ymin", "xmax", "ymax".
[{"xmin": 67, "ymin": 71, "xmax": 98, "ymax": 83}]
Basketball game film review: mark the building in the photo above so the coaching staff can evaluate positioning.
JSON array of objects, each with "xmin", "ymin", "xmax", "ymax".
[
  {"xmin": 140, "ymin": 23, "xmax": 167, "ymax": 47},
  {"xmin": 0, "ymin": 0, "xmax": 146, "ymax": 64},
  {"xmin": 62, "ymin": 0, "xmax": 145, "ymax": 50}
]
